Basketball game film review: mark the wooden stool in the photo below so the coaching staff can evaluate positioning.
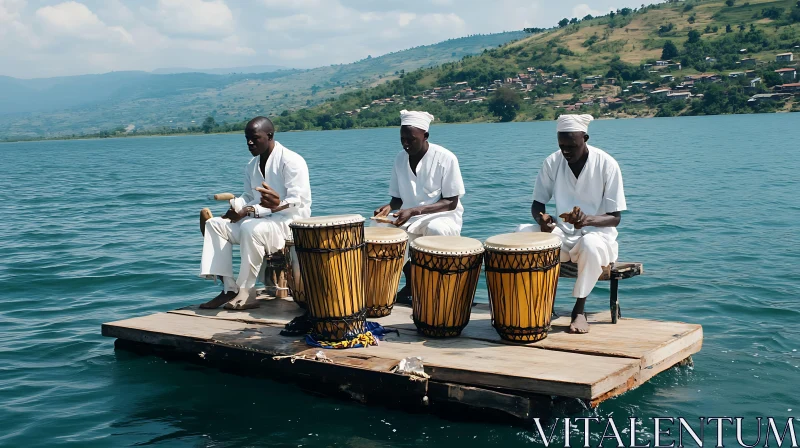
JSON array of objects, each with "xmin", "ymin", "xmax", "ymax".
[
  {"xmin": 559, "ymin": 261, "xmax": 644, "ymax": 324},
  {"xmin": 262, "ymin": 251, "xmax": 289, "ymax": 298}
]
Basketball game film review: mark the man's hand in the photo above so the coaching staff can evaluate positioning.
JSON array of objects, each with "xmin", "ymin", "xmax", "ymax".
[
  {"xmin": 392, "ymin": 209, "xmax": 416, "ymax": 227},
  {"xmin": 560, "ymin": 206, "xmax": 590, "ymax": 229},
  {"xmin": 538, "ymin": 213, "xmax": 556, "ymax": 233},
  {"xmin": 256, "ymin": 182, "xmax": 281, "ymax": 209},
  {"xmin": 374, "ymin": 204, "xmax": 392, "ymax": 217},
  {"xmin": 223, "ymin": 207, "xmax": 249, "ymax": 223}
]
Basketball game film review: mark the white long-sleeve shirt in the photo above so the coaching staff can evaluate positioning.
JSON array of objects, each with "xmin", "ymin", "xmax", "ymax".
[
  {"xmin": 388, "ymin": 143, "xmax": 465, "ymax": 234},
  {"xmin": 533, "ymin": 144, "xmax": 626, "ymax": 243},
  {"xmin": 230, "ymin": 141, "xmax": 311, "ymax": 222}
]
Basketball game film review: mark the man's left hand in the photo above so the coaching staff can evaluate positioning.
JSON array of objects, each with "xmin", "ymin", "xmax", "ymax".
[
  {"xmin": 392, "ymin": 209, "xmax": 416, "ymax": 227},
  {"xmin": 256, "ymin": 182, "xmax": 281, "ymax": 208}
]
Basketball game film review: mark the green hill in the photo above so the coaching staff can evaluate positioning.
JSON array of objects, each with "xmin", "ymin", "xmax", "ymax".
[
  {"xmin": 0, "ymin": 31, "xmax": 526, "ymax": 140},
  {"xmin": 265, "ymin": 0, "xmax": 799, "ymax": 132}
]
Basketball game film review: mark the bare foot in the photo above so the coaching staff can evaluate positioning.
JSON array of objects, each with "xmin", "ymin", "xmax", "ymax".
[
  {"xmin": 199, "ymin": 290, "xmax": 236, "ymax": 309},
  {"xmin": 568, "ymin": 313, "xmax": 590, "ymax": 334},
  {"xmin": 224, "ymin": 289, "xmax": 260, "ymax": 310}
]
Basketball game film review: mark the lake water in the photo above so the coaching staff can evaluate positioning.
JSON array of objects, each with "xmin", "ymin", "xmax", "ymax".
[{"xmin": 1, "ymin": 114, "xmax": 799, "ymax": 447}]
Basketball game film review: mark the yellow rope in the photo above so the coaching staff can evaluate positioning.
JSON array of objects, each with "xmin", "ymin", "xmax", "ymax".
[{"xmin": 315, "ymin": 331, "xmax": 378, "ymax": 349}]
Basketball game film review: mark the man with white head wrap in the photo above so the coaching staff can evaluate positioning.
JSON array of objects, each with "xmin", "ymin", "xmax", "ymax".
[
  {"xmin": 374, "ymin": 110, "xmax": 466, "ymax": 303},
  {"xmin": 517, "ymin": 114, "xmax": 626, "ymax": 334}
]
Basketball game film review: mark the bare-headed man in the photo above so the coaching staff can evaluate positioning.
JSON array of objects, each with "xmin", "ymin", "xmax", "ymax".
[
  {"xmin": 199, "ymin": 117, "xmax": 311, "ymax": 310},
  {"xmin": 374, "ymin": 110, "xmax": 465, "ymax": 303},
  {"xmin": 519, "ymin": 114, "xmax": 626, "ymax": 334}
]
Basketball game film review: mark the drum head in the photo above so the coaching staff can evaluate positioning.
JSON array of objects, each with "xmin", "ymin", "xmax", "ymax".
[
  {"xmin": 290, "ymin": 214, "xmax": 364, "ymax": 228},
  {"xmin": 484, "ymin": 232, "xmax": 561, "ymax": 251},
  {"xmin": 412, "ymin": 236, "xmax": 484, "ymax": 255},
  {"xmin": 364, "ymin": 227, "xmax": 408, "ymax": 243}
]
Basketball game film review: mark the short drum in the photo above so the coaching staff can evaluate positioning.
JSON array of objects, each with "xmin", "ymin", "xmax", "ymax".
[
  {"xmin": 364, "ymin": 227, "xmax": 408, "ymax": 317},
  {"xmin": 410, "ymin": 236, "xmax": 484, "ymax": 338},
  {"xmin": 484, "ymin": 232, "xmax": 561, "ymax": 342},
  {"xmin": 290, "ymin": 214, "xmax": 366, "ymax": 341}
]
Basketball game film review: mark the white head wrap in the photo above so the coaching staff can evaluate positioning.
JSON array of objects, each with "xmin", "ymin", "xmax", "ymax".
[
  {"xmin": 556, "ymin": 114, "xmax": 594, "ymax": 133},
  {"xmin": 400, "ymin": 110, "xmax": 434, "ymax": 132}
]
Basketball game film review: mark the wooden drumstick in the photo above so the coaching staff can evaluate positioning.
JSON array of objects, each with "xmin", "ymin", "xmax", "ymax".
[{"xmin": 212, "ymin": 193, "xmax": 235, "ymax": 201}]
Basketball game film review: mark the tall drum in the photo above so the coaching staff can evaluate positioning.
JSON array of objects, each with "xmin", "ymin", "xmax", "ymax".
[
  {"xmin": 284, "ymin": 236, "xmax": 306, "ymax": 309},
  {"xmin": 290, "ymin": 214, "xmax": 366, "ymax": 341},
  {"xmin": 410, "ymin": 236, "xmax": 484, "ymax": 338},
  {"xmin": 484, "ymin": 233, "xmax": 561, "ymax": 342},
  {"xmin": 364, "ymin": 227, "xmax": 408, "ymax": 317}
]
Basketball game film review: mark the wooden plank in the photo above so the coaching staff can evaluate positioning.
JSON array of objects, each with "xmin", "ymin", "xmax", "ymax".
[
  {"xmin": 104, "ymin": 312, "xmax": 640, "ymax": 400},
  {"xmin": 426, "ymin": 382, "xmax": 541, "ymax": 421},
  {"xmin": 170, "ymin": 298, "xmax": 702, "ymax": 366}
]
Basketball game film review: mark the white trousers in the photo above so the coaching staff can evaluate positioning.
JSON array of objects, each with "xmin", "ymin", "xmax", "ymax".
[
  {"xmin": 376, "ymin": 216, "xmax": 461, "ymax": 261},
  {"xmin": 200, "ymin": 216, "xmax": 289, "ymax": 290},
  {"xmin": 515, "ymin": 224, "xmax": 618, "ymax": 298}
]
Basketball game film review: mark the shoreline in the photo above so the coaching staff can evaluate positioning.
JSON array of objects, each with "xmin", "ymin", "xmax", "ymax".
[{"xmin": 1, "ymin": 110, "xmax": 796, "ymax": 144}]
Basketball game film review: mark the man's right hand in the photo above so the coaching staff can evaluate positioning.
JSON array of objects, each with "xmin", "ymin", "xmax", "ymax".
[
  {"xmin": 374, "ymin": 204, "xmax": 392, "ymax": 217},
  {"xmin": 539, "ymin": 213, "xmax": 556, "ymax": 233}
]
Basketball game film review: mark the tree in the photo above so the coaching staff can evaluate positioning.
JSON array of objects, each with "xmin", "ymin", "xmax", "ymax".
[
  {"xmin": 620, "ymin": 7, "xmax": 633, "ymax": 16},
  {"xmin": 725, "ymin": 0, "xmax": 735, "ymax": 5},
  {"xmin": 558, "ymin": 18, "xmax": 569, "ymax": 27},
  {"xmin": 570, "ymin": 17, "xmax": 579, "ymax": 24},
  {"xmin": 687, "ymin": 29, "xmax": 702, "ymax": 43},
  {"xmin": 583, "ymin": 14, "xmax": 594, "ymax": 20},
  {"xmin": 201, "ymin": 116, "xmax": 216, "ymax": 134},
  {"xmin": 688, "ymin": 14, "xmax": 696, "ymax": 23},
  {"xmin": 726, "ymin": 24, "xmax": 733, "ymax": 32},
  {"xmin": 488, "ymin": 87, "xmax": 521, "ymax": 122},
  {"xmin": 662, "ymin": 40, "xmax": 679, "ymax": 59}
]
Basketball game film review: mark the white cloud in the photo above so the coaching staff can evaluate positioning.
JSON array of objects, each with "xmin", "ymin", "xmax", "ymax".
[
  {"xmin": 35, "ymin": 2, "xmax": 133, "ymax": 43},
  {"xmin": 145, "ymin": 0, "xmax": 234, "ymax": 38},
  {"xmin": 1, "ymin": 0, "xmax": 646, "ymax": 78},
  {"xmin": 572, "ymin": 3, "xmax": 612, "ymax": 19},
  {"xmin": 0, "ymin": 0, "xmax": 25, "ymax": 23}
]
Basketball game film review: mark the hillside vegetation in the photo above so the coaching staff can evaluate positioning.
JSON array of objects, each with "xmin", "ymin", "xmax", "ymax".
[
  {"xmin": 263, "ymin": 0, "xmax": 799, "ymax": 132},
  {"xmin": 0, "ymin": 31, "xmax": 526, "ymax": 140}
]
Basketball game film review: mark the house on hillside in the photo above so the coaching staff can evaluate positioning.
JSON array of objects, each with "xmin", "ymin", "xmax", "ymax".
[
  {"xmin": 775, "ymin": 83, "xmax": 800, "ymax": 92},
  {"xmin": 749, "ymin": 78, "xmax": 762, "ymax": 88},
  {"xmin": 650, "ymin": 89, "xmax": 671, "ymax": 97},
  {"xmin": 667, "ymin": 91, "xmax": 692, "ymax": 100},
  {"xmin": 581, "ymin": 84, "xmax": 595, "ymax": 92},
  {"xmin": 668, "ymin": 62, "xmax": 682, "ymax": 70},
  {"xmin": 776, "ymin": 53, "xmax": 794, "ymax": 63},
  {"xmin": 748, "ymin": 93, "xmax": 792, "ymax": 103},
  {"xmin": 775, "ymin": 68, "xmax": 797, "ymax": 82},
  {"xmin": 660, "ymin": 75, "xmax": 675, "ymax": 82},
  {"xmin": 728, "ymin": 72, "xmax": 745, "ymax": 78},
  {"xmin": 740, "ymin": 58, "xmax": 757, "ymax": 67}
]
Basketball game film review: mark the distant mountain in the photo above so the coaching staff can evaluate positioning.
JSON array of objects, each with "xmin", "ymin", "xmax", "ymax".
[
  {"xmin": 151, "ymin": 65, "xmax": 289, "ymax": 75},
  {"xmin": 0, "ymin": 31, "xmax": 527, "ymax": 139}
]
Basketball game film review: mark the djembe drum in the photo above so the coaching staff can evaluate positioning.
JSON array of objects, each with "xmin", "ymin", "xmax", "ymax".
[
  {"xmin": 290, "ymin": 214, "xmax": 366, "ymax": 341},
  {"xmin": 484, "ymin": 232, "xmax": 561, "ymax": 342},
  {"xmin": 364, "ymin": 227, "xmax": 408, "ymax": 317},
  {"xmin": 284, "ymin": 236, "xmax": 306, "ymax": 309},
  {"xmin": 410, "ymin": 236, "xmax": 484, "ymax": 338}
]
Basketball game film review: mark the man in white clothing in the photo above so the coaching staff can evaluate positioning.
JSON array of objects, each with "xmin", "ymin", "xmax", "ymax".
[
  {"xmin": 199, "ymin": 117, "xmax": 311, "ymax": 310},
  {"xmin": 519, "ymin": 114, "xmax": 626, "ymax": 334},
  {"xmin": 374, "ymin": 110, "xmax": 466, "ymax": 303}
]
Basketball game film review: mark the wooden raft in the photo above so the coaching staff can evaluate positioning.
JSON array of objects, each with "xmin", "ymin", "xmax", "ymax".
[{"xmin": 102, "ymin": 295, "xmax": 701, "ymax": 422}]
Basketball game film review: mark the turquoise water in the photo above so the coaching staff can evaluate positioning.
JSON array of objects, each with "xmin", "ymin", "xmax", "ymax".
[{"xmin": 2, "ymin": 114, "xmax": 799, "ymax": 447}]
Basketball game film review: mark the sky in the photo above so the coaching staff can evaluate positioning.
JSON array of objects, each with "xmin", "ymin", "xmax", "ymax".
[{"xmin": 0, "ymin": 0, "xmax": 640, "ymax": 79}]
